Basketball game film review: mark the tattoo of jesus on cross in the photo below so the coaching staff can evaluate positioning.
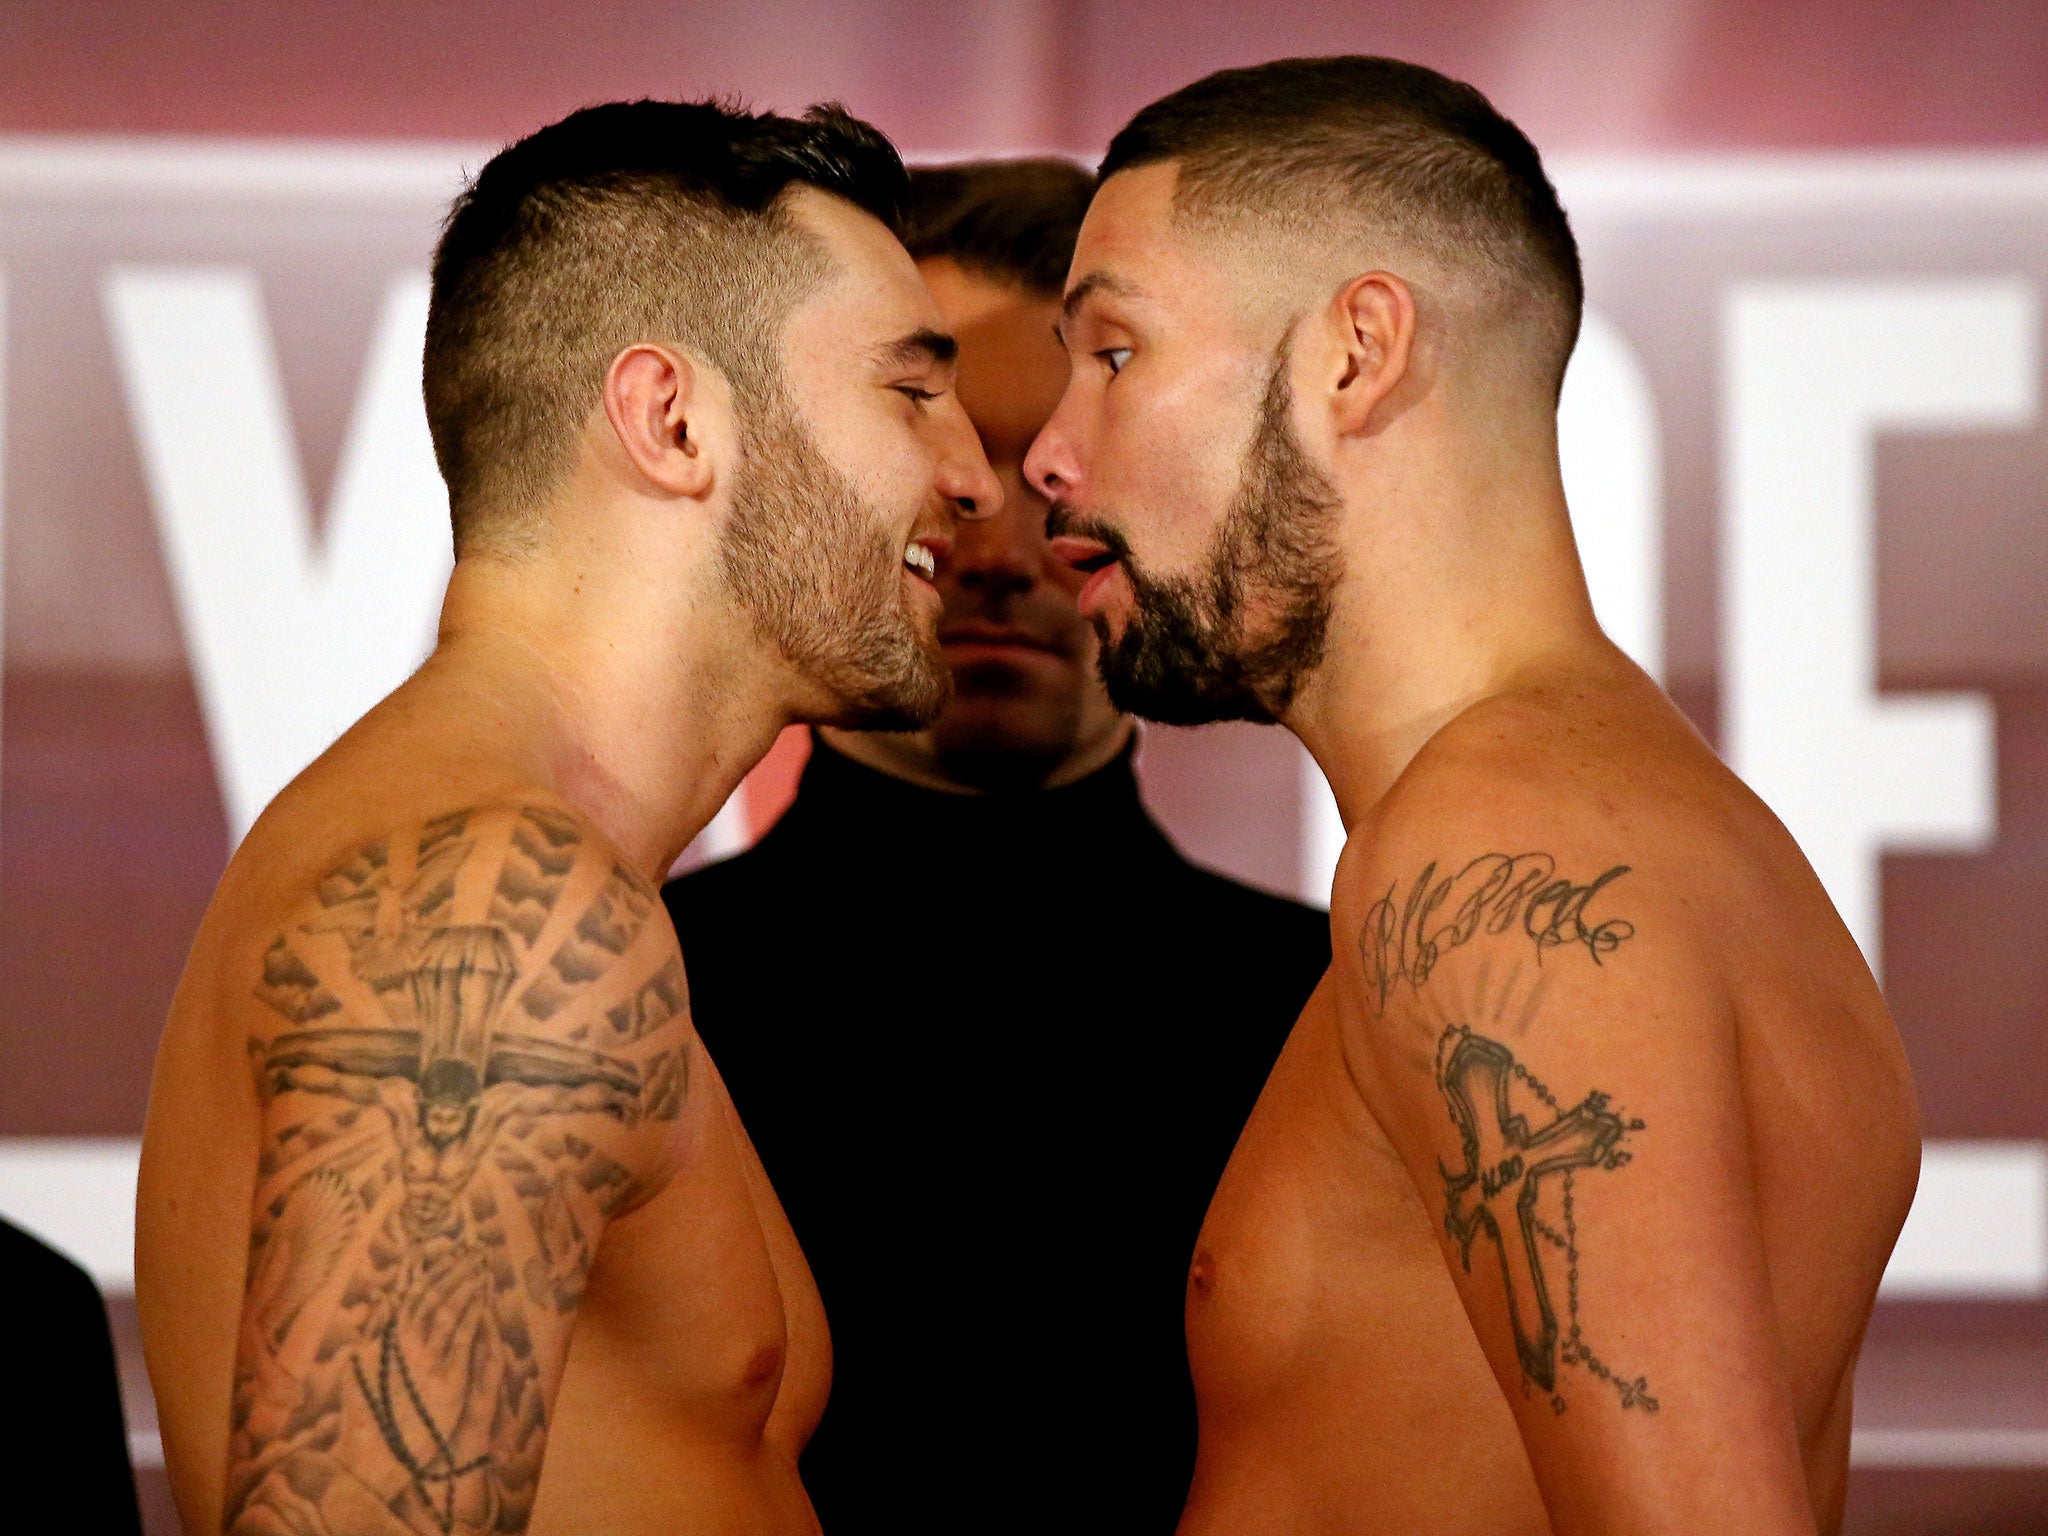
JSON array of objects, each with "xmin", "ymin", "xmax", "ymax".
[
  {"xmin": 1435, "ymin": 1024, "xmax": 1657, "ymax": 1415},
  {"xmin": 229, "ymin": 805, "xmax": 691, "ymax": 1535}
]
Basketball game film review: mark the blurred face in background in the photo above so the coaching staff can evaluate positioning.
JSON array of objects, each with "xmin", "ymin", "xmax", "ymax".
[{"xmin": 824, "ymin": 255, "xmax": 1130, "ymax": 792}]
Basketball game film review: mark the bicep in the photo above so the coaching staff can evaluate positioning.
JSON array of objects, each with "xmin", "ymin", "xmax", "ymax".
[
  {"xmin": 221, "ymin": 802, "xmax": 697, "ymax": 1532},
  {"xmin": 1348, "ymin": 853, "xmax": 1816, "ymax": 1535},
  {"xmin": 223, "ymin": 1086, "xmax": 626, "ymax": 1533}
]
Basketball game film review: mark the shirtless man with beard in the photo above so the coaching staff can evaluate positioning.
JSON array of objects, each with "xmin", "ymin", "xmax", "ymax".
[
  {"xmin": 136, "ymin": 98, "xmax": 998, "ymax": 1536},
  {"xmin": 1027, "ymin": 56, "xmax": 1918, "ymax": 1536}
]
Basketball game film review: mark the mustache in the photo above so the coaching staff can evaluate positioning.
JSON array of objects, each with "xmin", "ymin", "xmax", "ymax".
[{"xmin": 1044, "ymin": 501, "xmax": 1135, "ymax": 564}]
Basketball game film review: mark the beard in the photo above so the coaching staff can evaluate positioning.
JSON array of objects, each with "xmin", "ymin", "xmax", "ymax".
[
  {"xmin": 1083, "ymin": 350, "xmax": 1343, "ymax": 726},
  {"xmin": 716, "ymin": 388, "xmax": 949, "ymax": 730}
]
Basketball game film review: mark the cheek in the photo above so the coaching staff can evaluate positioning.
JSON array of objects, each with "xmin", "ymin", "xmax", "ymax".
[{"xmin": 1103, "ymin": 379, "xmax": 1240, "ymax": 565}]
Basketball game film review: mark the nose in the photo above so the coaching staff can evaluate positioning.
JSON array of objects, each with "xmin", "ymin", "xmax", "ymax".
[
  {"xmin": 1023, "ymin": 401, "xmax": 1080, "ymax": 508},
  {"xmin": 935, "ymin": 407, "xmax": 1004, "ymax": 523},
  {"xmin": 949, "ymin": 471, "xmax": 1043, "ymax": 597}
]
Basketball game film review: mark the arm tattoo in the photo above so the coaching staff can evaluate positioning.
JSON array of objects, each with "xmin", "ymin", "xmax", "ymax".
[
  {"xmin": 1436, "ymin": 1024, "xmax": 1654, "ymax": 1415},
  {"xmin": 228, "ymin": 805, "xmax": 691, "ymax": 1536},
  {"xmin": 1359, "ymin": 853, "xmax": 1634, "ymax": 1014}
]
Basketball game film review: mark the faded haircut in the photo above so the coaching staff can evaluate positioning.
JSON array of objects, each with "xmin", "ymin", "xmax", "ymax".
[
  {"xmin": 1099, "ymin": 56, "xmax": 1583, "ymax": 392},
  {"xmin": 903, "ymin": 157, "xmax": 1093, "ymax": 296},
  {"xmin": 425, "ymin": 98, "xmax": 908, "ymax": 555}
]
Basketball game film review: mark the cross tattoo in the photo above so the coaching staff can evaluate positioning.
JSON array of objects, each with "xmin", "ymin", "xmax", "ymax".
[{"xmin": 1437, "ymin": 1026, "xmax": 1636, "ymax": 1393}]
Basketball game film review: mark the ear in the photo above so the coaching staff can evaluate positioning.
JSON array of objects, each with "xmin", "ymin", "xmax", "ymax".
[
  {"xmin": 600, "ymin": 343, "xmax": 719, "ymax": 500},
  {"xmin": 1328, "ymin": 271, "xmax": 1417, "ymax": 437}
]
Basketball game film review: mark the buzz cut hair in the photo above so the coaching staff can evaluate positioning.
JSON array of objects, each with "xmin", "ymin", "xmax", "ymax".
[
  {"xmin": 902, "ymin": 157, "xmax": 1094, "ymax": 297},
  {"xmin": 424, "ymin": 98, "xmax": 909, "ymax": 555},
  {"xmin": 1098, "ymin": 56, "xmax": 1583, "ymax": 392}
]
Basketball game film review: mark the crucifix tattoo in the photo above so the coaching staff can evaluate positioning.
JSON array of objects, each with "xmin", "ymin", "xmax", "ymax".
[
  {"xmin": 228, "ymin": 805, "xmax": 693, "ymax": 1536},
  {"xmin": 1436, "ymin": 1025, "xmax": 1654, "ymax": 1412}
]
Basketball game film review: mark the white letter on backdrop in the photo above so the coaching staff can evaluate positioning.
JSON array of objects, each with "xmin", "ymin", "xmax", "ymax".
[
  {"xmin": 1558, "ymin": 308, "xmax": 1664, "ymax": 680},
  {"xmin": 106, "ymin": 270, "xmax": 451, "ymax": 841},
  {"xmin": 1722, "ymin": 281, "xmax": 2035, "ymax": 977}
]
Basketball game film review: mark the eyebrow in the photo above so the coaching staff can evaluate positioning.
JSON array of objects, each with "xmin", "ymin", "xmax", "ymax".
[
  {"xmin": 872, "ymin": 327, "xmax": 958, "ymax": 370},
  {"xmin": 1061, "ymin": 269, "xmax": 1137, "ymax": 321}
]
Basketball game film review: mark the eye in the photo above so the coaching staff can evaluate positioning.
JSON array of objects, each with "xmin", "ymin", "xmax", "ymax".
[
  {"xmin": 1098, "ymin": 347, "xmax": 1133, "ymax": 377},
  {"xmin": 895, "ymin": 385, "xmax": 943, "ymax": 407}
]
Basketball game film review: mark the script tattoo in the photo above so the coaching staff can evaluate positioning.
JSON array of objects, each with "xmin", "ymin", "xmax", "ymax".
[
  {"xmin": 1359, "ymin": 853, "xmax": 1635, "ymax": 1013},
  {"xmin": 226, "ymin": 805, "xmax": 692, "ymax": 1536},
  {"xmin": 1436, "ymin": 1025, "xmax": 1654, "ymax": 1413}
]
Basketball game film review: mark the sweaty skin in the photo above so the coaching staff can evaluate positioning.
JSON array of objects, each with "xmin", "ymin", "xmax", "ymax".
[{"xmin": 1031, "ymin": 160, "xmax": 1918, "ymax": 1536}]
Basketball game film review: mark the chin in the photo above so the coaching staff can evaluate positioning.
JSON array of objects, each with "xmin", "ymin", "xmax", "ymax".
[{"xmin": 820, "ymin": 659, "xmax": 951, "ymax": 733}]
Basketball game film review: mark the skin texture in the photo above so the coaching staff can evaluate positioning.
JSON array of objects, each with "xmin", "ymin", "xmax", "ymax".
[
  {"xmin": 137, "ymin": 185, "xmax": 1000, "ymax": 1536},
  {"xmin": 1026, "ymin": 161, "xmax": 1918, "ymax": 1536},
  {"xmin": 823, "ymin": 256, "xmax": 1130, "ymax": 792}
]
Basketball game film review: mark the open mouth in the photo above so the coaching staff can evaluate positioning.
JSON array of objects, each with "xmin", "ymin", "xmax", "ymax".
[
  {"xmin": 1047, "ymin": 533, "xmax": 1119, "ymax": 576},
  {"xmin": 903, "ymin": 533, "xmax": 950, "ymax": 584}
]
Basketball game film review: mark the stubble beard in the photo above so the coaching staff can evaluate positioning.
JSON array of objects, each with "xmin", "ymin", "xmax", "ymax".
[
  {"xmin": 1095, "ymin": 354, "xmax": 1343, "ymax": 726},
  {"xmin": 716, "ymin": 389, "xmax": 950, "ymax": 731}
]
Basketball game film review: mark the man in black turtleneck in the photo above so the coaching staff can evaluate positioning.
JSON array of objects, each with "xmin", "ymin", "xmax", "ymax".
[{"xmin": 662, "ymin": 160, "xmax": 1330, "ymax": 1536}]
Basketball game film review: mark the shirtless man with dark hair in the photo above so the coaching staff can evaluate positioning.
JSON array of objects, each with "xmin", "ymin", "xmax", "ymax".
[
  {"xmin": 1028, "ymin": 56, "xmax": 1917, "ymax": 1535},
  {"xmin": 137, "ymin": 97, "xmax": 998, "ymax": 1536},
  {"xmin": 667, "ymin": 157, "xmax": 1329, "ymax": 1535}
]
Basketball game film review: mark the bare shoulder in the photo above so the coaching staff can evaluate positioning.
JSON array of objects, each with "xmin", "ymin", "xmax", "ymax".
[
  {"xmin": 1330, "ymin": 674, "xmax": 1837, "ymax": 1013},
  {"xmin": 239, "ymin": 797, "xmax": 692, "ymax": 1112},
  {"xmin": 169, "ymin": 797, "xmax": 697, "ymax": 1534},
  {"xmin": 1316, "ymin": 685, "xmax": 1913, "ymax": 1521}
]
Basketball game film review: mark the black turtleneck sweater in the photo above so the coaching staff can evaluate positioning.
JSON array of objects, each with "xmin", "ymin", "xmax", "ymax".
[{"xmin": 662, "ymin": 736, "xmax": 1330, "ymax": 1536}]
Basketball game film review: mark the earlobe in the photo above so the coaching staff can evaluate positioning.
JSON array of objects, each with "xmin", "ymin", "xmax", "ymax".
[
  {"xmin": 1331, "ymin": 271, "xmax": 1417, "ymax": 437},
  {"xmin": 602, "ymin": 343, "xmax": 717, "ymax": 499}
]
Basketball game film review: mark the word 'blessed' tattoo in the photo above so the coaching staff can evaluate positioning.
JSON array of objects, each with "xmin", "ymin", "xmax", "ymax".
[
  {"xmin": 227, "ymin": 805, "xmax": 691, "ymax": 1536},
  {"xmin": 1359, "ymin": 853, "xmax": 1635, "ymax": 1012},
  {"xmin": 1437, "ymin": 1024, "xmax": 1654, "ymax": 1414}
]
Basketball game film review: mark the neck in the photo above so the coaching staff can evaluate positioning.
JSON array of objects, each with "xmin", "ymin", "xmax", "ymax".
[
  {"xmin": 408, "ymin": 544, "xmax": 792, "ymax": 881},
  {"xmin": 816, "ymin": 713, "xmax": 1134, "ymax": 796},
  {"xmin": 1284, "ymin": 447, "xmax": 1605, "ymax": 830}
]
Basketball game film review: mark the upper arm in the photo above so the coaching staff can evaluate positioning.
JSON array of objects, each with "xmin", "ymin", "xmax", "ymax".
[
  {"xmin": 224, "ymin": 802, "xmax": 693, "ymax": 1535},
  {"xmin": 1336, "ymin": 832, "xmax": 1817, "ymax": 1536}
]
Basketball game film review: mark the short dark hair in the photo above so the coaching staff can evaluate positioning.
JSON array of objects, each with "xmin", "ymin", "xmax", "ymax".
[
  {"xmin": 903, "ymin": 158, "xmax": 1094, "ymax": 295},
  {"xmin": 426, "ymin": 98, "xmax": 909, "ymax": 553},
  {"xmin": 1100, "ymin": 56, "xmax": 1582, "ymax": 388}
]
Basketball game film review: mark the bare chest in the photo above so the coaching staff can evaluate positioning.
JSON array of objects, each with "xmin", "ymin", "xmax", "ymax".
[
  {"xmin": 1181, "ymin": 992, "xmax": 1545, "ymax": 1530},
  {"xmin": 1188, "ymin": 995, "xmax": 1465, "ymax": 1393},
  {"xmin": 551, "ymin": 1083, "xmax": 826, "ymax": 1445}
]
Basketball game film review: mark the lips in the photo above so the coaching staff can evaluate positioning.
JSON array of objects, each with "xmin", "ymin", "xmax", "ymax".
[
  {"xmin": 940, "ymin": 622, "xmax": 1067, "ymax": 656},
  {"xmin": 1075, "ymin": 561, "xmax": 1125, "ymax": 618},
  {"xmin": 1048, "ymin": 533, "xmax": 1118, "ymax": 575}
]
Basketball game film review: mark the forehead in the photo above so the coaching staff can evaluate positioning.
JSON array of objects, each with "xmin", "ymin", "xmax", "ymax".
[
  {"xmin": 918, "ymin": 256, "xmax": 1064, "ymax": 451},
  {"xmin": 1066, "ymin": 162, "xmax": 1227, "ymax": 319},
  {"xmin": 784, "ymin": 184, "xmax": 944, "ymax": 339}
]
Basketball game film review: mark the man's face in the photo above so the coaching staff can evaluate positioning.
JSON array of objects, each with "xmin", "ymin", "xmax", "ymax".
[
  {"xmin": 421, "ymin": 1098, "xmax": 473, "ymax": 1149},
  {"xmin": 719, "ymin": 189, "xmax": 1001, "ymax": 731},
  {"xmin": 908, "ymin": 257, "xmax": 1122, "ymax": 787},
  {"xmin": 1026, "ymin": 165, "xmax": 1342, "ymax": 725}
]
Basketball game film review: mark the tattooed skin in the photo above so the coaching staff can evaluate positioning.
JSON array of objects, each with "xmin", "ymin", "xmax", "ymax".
[
  {"xmin": 1435, "ymin": 1026, "xmax": 1653, "ymax": 1414},
  {"xmin": 1358, "ymin": 853, "xmax": 1634, "ymax": 1014},
  {"xmin": 227, "ymin": 806, "xmax": 691, "ymax": 1536}
]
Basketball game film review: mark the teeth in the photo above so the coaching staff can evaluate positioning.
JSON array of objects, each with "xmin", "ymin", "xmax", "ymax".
[{"xmin": 905, "ymin": 543, "xmax": 936, "ymax": 579}]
